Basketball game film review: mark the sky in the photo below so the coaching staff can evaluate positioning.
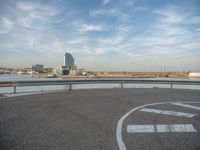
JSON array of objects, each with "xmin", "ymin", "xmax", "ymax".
[{"xmin": 0, "ymin": 0, "xmax": 200, "ymax": 71}]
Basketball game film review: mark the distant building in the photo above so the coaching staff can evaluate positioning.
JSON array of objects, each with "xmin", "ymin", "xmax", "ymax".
[
  {"xmin": 32, "ymin": 64, "xmax": 44, "ymax": 71},
  {"xmin": 54, "ymin": 52, "xmax": 82, "ymax": 75},
  {"xmin": 189, "ymin": 72, "xmax": 200, "ymax": 78},
  {"xmin": 53, "ymin": 66, "xmax": 69, "ymax": 75},
  {"xmin": 44, "ymin": 68, "xmax": 53, "ymax": 73},
  {"xmin": 64, "ymin": 52, "xmax": 75, "ymax": 68}
]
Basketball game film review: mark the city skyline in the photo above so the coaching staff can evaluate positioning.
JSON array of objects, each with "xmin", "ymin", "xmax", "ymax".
[{"xmin": 0, "ymin": 0, "xmax": 200, "ymax": 71}]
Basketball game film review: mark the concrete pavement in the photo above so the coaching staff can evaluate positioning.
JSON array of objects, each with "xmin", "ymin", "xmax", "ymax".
[
  {"xmin": 0, "ymin": 94, "xmax": 6, "ymax": 98},
  {"xmin": 0, "ymin": 88, "xmax": 200, "ymax": 150}
]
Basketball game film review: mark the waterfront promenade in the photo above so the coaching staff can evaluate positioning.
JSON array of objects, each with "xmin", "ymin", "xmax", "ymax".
[{"xmin": 0, "ymin": 88, "xmax": 200, "ymax": 150}]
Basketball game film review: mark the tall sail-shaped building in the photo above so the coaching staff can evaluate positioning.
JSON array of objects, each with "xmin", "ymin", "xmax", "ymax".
[
  {"xmin": 64, "ymin": 52, "xmax": 75, "ymax": 68},
  {"xmin": 54, "ymin": 52, "xmax": 77, "ymax": 75}
]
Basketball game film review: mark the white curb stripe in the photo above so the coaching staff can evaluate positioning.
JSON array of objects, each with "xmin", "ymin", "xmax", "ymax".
[
  {"xmin": 172, "ymin": 103, "xmax": 200, "ymax": 111},
  {"xmin": 127, "ymin": 124, "xmax": 197, "ymax": 133},
  {"xmin": 140, "ymin": 108, "xmax": 196, "ymax": 118}
]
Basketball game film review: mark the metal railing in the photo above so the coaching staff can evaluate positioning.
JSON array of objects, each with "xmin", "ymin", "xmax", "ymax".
[{"xmin": 0, "ymin": 79, "xmax": 200, "ymax": 93}]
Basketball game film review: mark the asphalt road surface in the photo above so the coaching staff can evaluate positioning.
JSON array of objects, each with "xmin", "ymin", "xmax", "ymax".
[{"xmin": 0, "ymin": 88, "xmax": 200, "ymax": 150}]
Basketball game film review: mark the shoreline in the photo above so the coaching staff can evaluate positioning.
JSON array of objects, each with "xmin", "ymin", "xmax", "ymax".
[
  {"xmin": 2, "ymin": 71, "xmax": 200, "ymax": 79},
  {"xmin": 32, "ymin": 75, "xmax": 191, "ymax": 79},
  {"xmin": 33, "ymin": 71, "xmax": 191, "ymax": 79}
]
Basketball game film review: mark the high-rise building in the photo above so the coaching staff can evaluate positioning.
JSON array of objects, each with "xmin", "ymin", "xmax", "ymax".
[{"xmin": 64, "ymin": 52, "xmax": 75, "ymax": 68}]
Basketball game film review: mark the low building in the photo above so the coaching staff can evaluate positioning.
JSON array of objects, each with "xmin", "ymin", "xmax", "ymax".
[
  {"xmin": 32, "ymin": 64, "xmax": 44, "ymax": 71},
  {"xmin": 53, "ymin": 66, "xmax": 83, "ymax": 76},
  {"xmin": 189, "ymin": 72, "xmax": 200, "ymax": 78},
  {"xmin": 54, "ymin": 66, "xmax": 69, "ymax": 75},
  {"xmin": 40, "ymin": 68, "xmax": 54, "ymax": 74}
]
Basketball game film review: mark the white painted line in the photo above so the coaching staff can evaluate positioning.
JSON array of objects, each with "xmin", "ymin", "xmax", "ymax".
[
  {"xmin": 140, "ymin": 108, "xmax": 196, "ymax": 118},
  {"xmin": 127, "ymin": 125, "xmax": 154, "ymax": 133},
  {"xmin": 172, "ymin": 103, "xmax": 200, "ymax": 111},
  {"xmin": 127, "ymin": 124, "xmax": 197, "ymax": 133},
  {"xmin": 157, "ymin": 124, "xmax": 197, "ymax": 132},
  {"xmin": 116, "ymin": 102, "xmax": 200, "ymax": 150}
]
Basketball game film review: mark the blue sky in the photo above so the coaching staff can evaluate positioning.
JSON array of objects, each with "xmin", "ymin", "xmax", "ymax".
[{"xmin": 0, "ymin": 0, "xmax": 200, "ymax": 71}]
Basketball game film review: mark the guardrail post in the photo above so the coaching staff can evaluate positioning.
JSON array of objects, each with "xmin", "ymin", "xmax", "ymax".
[
  {"xmin": 12, "ymin": 81, "xmax": 17, "ymax": 94},
  {"xmin": 69, "ymin": 84, "xmax": 72, "ymax": 91},
  {"xmin": 14, "ymin": 86, "xmax": 16, "ymax": 93},
  {"xmin": 170, "ymin": 83, "xmax": 173, "ymax": 89},
  {"xmin": 121, "ymin": 83, "xmax": 123, "ymax": 88}
]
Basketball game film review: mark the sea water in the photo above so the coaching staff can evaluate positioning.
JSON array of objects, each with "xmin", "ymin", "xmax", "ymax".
[{"xmin": 0, "ymin": 74, "xmax": 199, "ymax": 93}]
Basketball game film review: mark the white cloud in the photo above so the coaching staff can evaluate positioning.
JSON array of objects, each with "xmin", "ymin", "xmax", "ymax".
[
  {"xmin": 90, "ymin": 9, "xmax": 117, "ymax": 17},
  {"xmin": 17, "ymin": 1, "xmax": 57, "ymax": 17},
  {"xmin": 188, "ymin": 16, "xmax": 200, "ymax": 24},
  {"xmin": 17, "ymin": 1, "xmax": 38, "ymax": 11},
  {"xmin": 155, "ymin": 7, "xmax": 200, "ymax": 25},
  {"xmin": 94, "ymin": 48, "xmax": 106, "ymax": 55},
  {"xmin": 90, "ymin": 8, "xmax": 129, "ymax": 23},
  {"xmin": 102, "ymin": 0, "xmax": 110, "ymax": 5},
  {"xmin": 79, "ymin": 24, "xmax": 105, "ymax": 32},
  {"xmin": 97, "ymin": 33, "xmax": 123, "ymax": 45},
  {"xmin": 18, "ymin": 17, "xmax": 32, "ymax": 28},
  {"xmin": 196, "ymin": 28, "xmax": 200, "ymax": 32},
  {"xmin": 96, "ymin": 25, "xmax": 130, "ymax": 46},
  {"xmin": 40, "ymin": 40, "xmax": 66, "ymax": 54},
  {"xmin": 14, "ymin": 1, "xmax": 58, "ymax": 30},
  {"xmin": 155, "ymin": 24, "xmax": 189, "ymax": 36},
  {"xmin": 66, "ymin": 37, "xmax": 89, "ymax": 44},
  {"xmin": 17, "ymin": 1, "xmax": 41, "ymax": 12},
  {"xmin": 164, "ymin": 13, "xmax": 183, "ymax": 24},
  {"xmin": 0, "ymin": 17, "xmax": 14, "ymax": 31},
  {"xmin": 155, "ymin": 10, "xmax": 184, "ymax": 24},
  {"xmin": 180, "ymin": 42, "xmax": 200, "ymax": 50}
]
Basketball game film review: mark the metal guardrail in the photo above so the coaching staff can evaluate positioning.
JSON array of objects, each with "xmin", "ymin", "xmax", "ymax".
[{"xmin": 0, "ymin": 79, "xmax": 200, "ymax": 93}]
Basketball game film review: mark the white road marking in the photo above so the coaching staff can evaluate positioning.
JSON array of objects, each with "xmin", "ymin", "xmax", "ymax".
[
  {"xmin": 127, "ymin": 125, "xmax": 154, "ymax": 133},
  {"xmin": 140, "ymin": 108, "xmax": 196, "ymax": 118},
  {"xmin": 157, "ymin": 124, "xmax": 197, "ymax": 132},
  {"xmin": 127, "ymin": 124, "xmax": 197, "ymax": 133},
  {"xmin": 116, "ymin": 102, "xmax": 200, "ymax": 150},
  {"xmin": 172, "ymin": 103, "xmax": 200, "ymax": 111}
]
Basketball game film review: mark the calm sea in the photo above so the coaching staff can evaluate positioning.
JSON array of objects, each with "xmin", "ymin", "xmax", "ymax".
[{"xmin": 0, "ymin": 74, "xmax": 200, "ymax": 93}]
